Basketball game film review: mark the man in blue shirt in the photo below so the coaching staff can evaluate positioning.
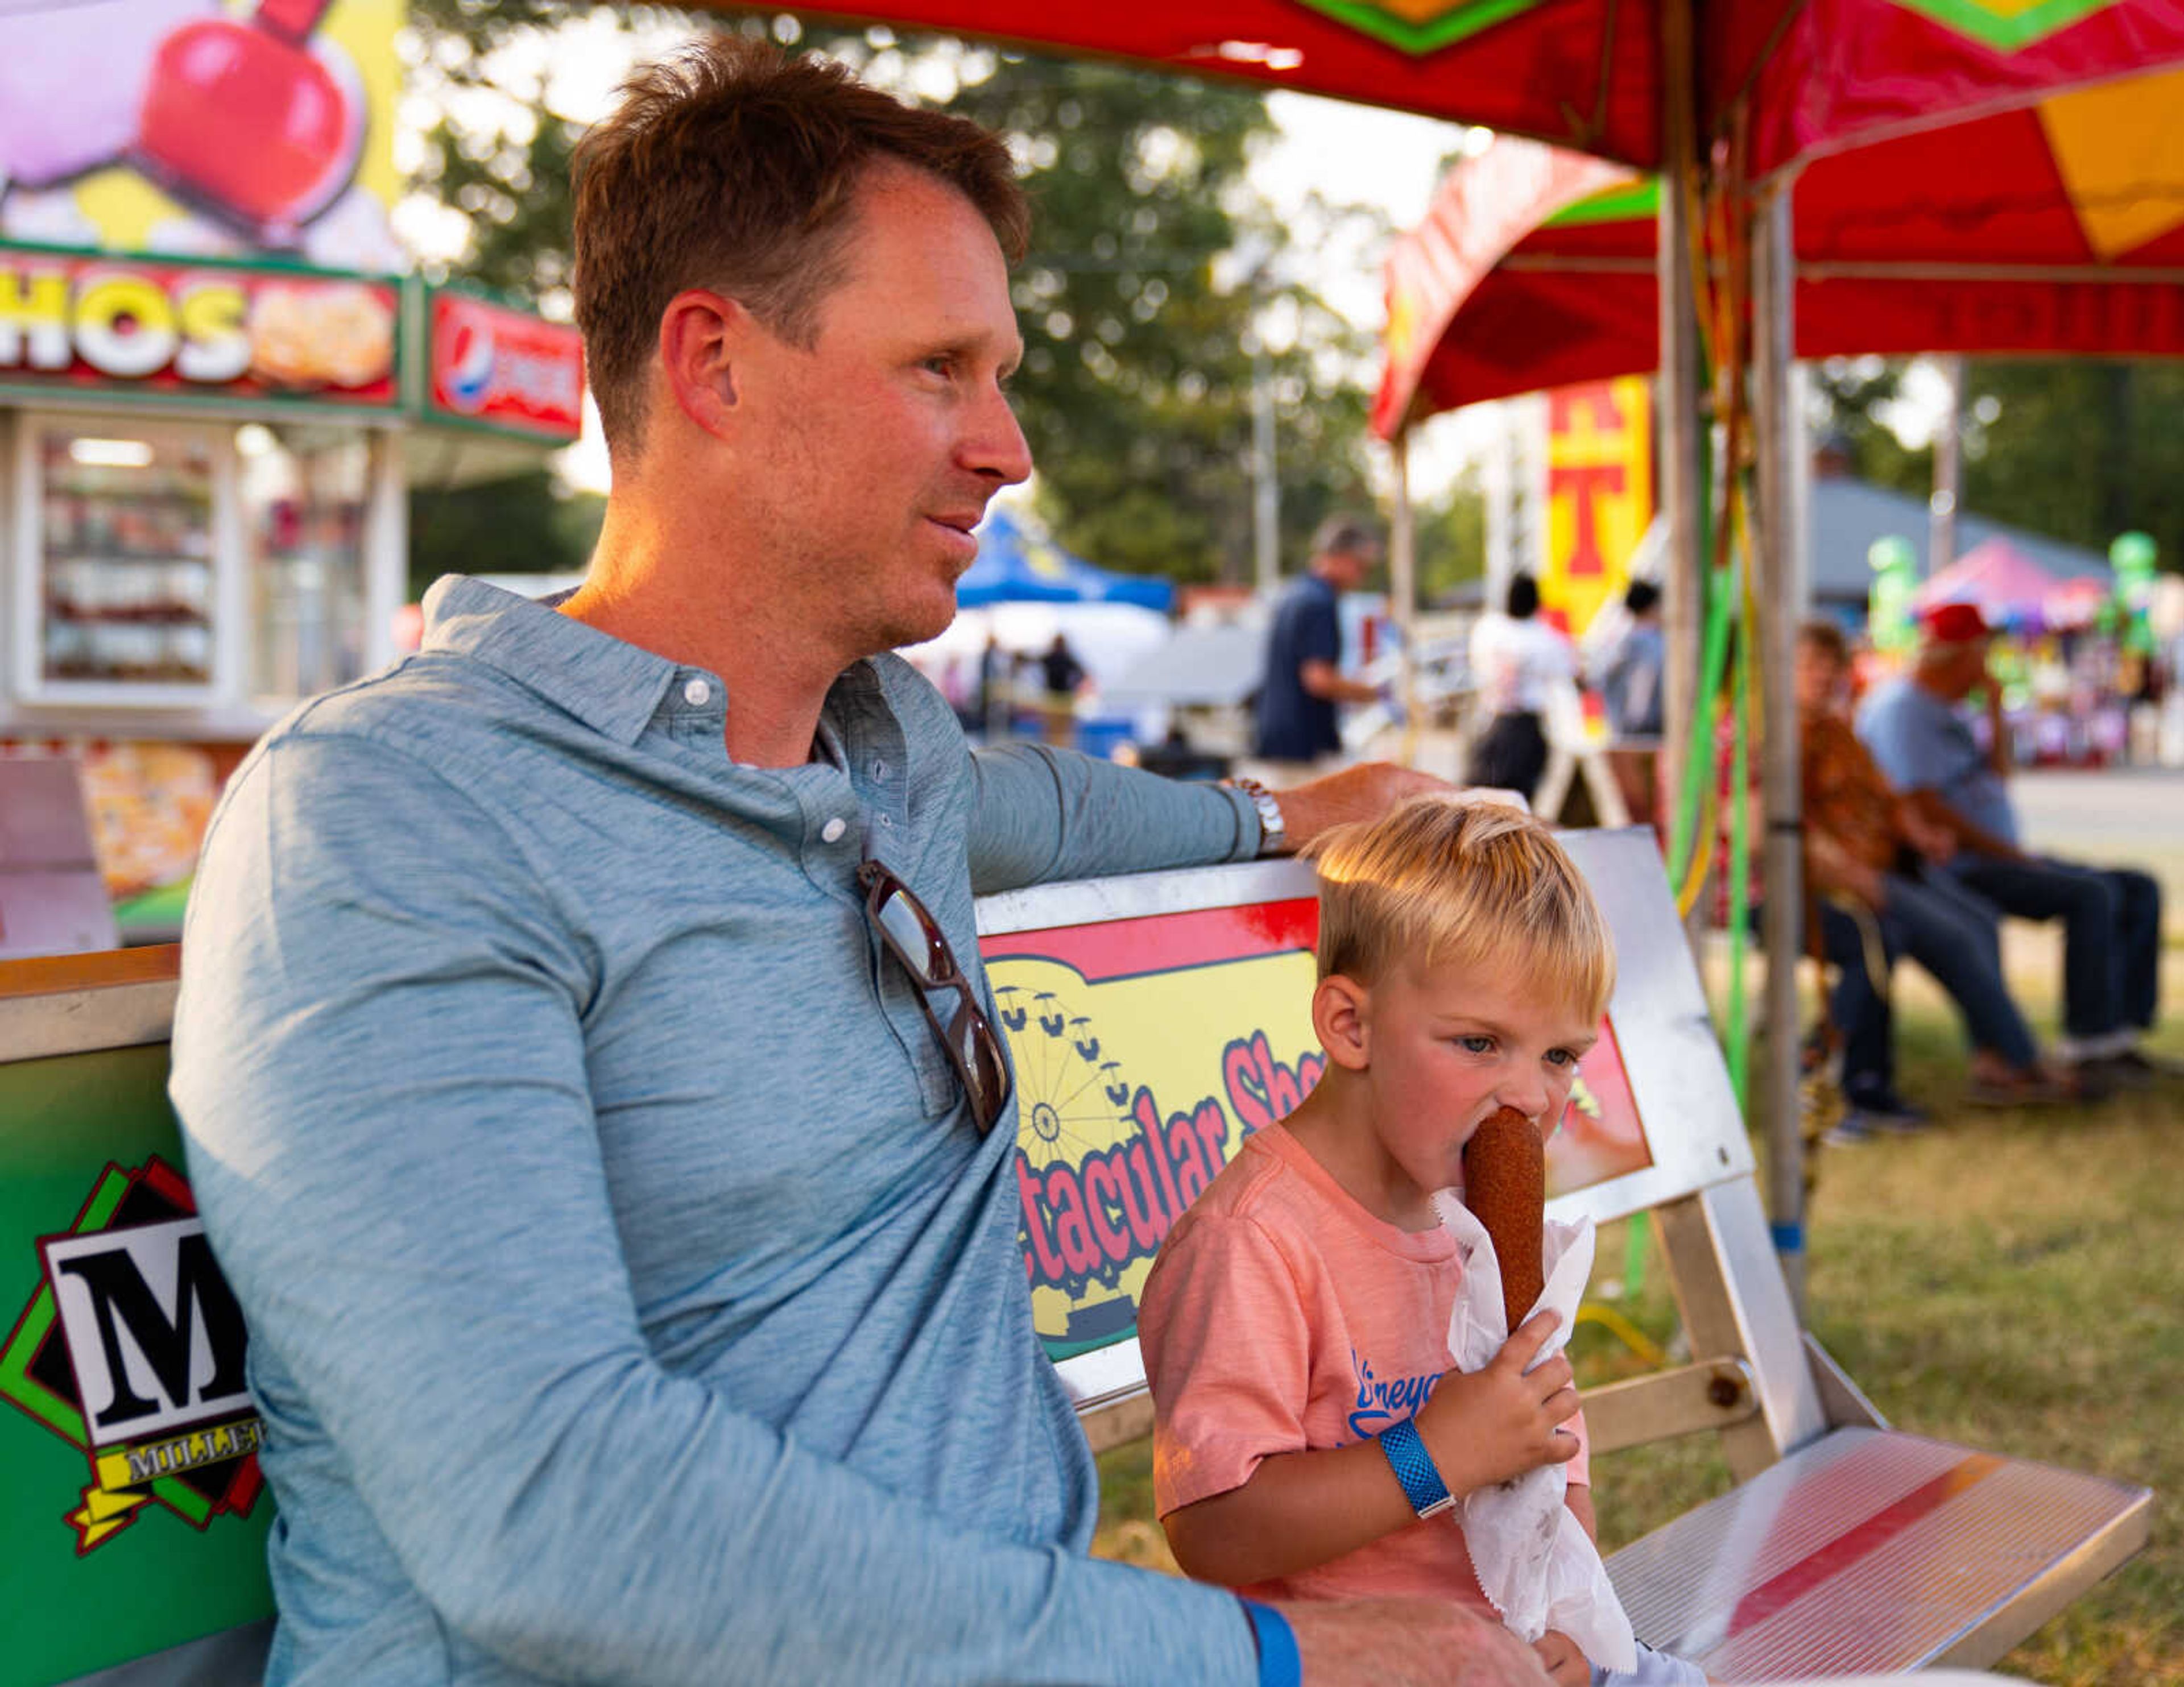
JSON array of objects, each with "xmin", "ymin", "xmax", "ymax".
[
  {"xmin": 169, "ymin": 39, "xmax": 1543, "ymax": 1687},
  {"xmin": 1252, "ymin": 515, "xmax": 1385, "ymax": 776},
  {"xmin": 1858, "ymin": 602, "xmax": 2166, "ymax": 1087}
]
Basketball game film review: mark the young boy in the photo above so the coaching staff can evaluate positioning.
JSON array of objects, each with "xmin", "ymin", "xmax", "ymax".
[{"xmin": 1139, "ymin": 797, "xmax": 1684, "ymax": 1687}]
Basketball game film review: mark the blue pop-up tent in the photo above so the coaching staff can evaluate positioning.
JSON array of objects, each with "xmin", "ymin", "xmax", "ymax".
[{"xmin": 957, "ymin": 509, "xmax": 1173, "ymax": 612}]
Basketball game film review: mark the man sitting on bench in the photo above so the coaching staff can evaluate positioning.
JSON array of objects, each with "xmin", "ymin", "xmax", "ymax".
[
  {"xmin": 168, "ymin": 36, "xmax": 1546, "ymax": 1687},
  {"xmin": 1796, "ymin": 619, "xmax": 2077, "ymax": 1125},
  {"xmin": 1858, "ymin": 602, "xmax": 2169, "ymax": 1093}
]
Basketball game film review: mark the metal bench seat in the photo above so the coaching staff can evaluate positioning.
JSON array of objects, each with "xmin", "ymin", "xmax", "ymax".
[{"xmin": 1607, "ymin": 1425, "xmax": 2153, "ymax": 1681}]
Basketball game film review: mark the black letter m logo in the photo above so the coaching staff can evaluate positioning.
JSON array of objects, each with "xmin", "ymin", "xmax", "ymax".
[{"xmin": 43, "ymin": 1218, "xmax": 253, "ymax": 1443}]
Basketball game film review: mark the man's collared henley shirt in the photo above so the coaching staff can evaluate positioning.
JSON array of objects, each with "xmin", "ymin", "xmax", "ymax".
[{"xmin": 170, "ymin": 577, "xmax": 1268, "ymax": 1684}]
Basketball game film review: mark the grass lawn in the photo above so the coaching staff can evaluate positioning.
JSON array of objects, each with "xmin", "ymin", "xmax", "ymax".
[{"xmin": 1089, "ymin": 946, "xmax": 2184, "ymax": 1685}]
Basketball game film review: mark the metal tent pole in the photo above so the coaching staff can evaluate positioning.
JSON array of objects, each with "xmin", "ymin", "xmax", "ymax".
[
  {"xmin": 1930, "ymin": 353, "xmax": 1965, "ymax": 574},
  {"xmin": 1751, "ymin": 174, "xmax": 1808, "ymax": 1312},
  {"xmin": 1391, "ymin": 429, "xmax": 1419, "ymax": 763},
  {"xmin": 1657, "ymin": 0, "xmax": 1704, "ymax": 939},
  {"xmin": 1252, "ymin": 343, "xmax": 1281, "ymax": 596}
]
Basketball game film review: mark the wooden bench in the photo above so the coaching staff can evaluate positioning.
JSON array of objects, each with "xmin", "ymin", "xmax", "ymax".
[{"xmin": 0, "ymin": 826, "xmax": 2150, "ymax": 1684}]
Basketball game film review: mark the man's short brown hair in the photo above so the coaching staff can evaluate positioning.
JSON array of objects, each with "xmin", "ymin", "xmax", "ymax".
[{"xmin": 572, "ymin": 38, "xmax": 1030, "ymax": 458}]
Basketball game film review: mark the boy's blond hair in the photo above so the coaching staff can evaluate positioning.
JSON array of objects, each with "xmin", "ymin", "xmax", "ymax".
[{"xmin": 1306, "ymin": 795, "xmax": 1615, "ymax": 1020}]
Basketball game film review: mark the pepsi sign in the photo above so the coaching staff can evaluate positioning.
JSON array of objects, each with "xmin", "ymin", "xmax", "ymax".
[{"xmin": 426, "ymin": 290, "xmax": 584, "ymax": 442}]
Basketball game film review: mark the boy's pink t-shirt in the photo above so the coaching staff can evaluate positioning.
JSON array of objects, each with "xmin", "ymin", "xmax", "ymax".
[{"xmin": 1138, "ymin": 1121, "xmax": 1588, "ymax": 1609}]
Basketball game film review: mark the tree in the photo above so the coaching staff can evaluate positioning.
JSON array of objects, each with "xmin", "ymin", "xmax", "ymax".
[
  {"xmin": 409, "ymin": 470, "xmax": 605, "ymax": 597},
  {"xmin": 1806, "ymin": 358, "xmax": 1930, "ymax": 499},
  {"xmin": 1412, "ymin": 470, "xmax": 1487, "ymax": 607},
  {"xmin": 402, "ymin": 0, "xmax": 616, "ymax": 307},
  {"xmin": 400, "ymin": 7, "xmax": 1384, "ymax": 587},
  {"xmin": 1808, "ymin": 354, "xmax": 2184, "ymax": 571},
  {"xmin": 1959, "ymin": 360, "xmax": 2184, "ymax": 570}
]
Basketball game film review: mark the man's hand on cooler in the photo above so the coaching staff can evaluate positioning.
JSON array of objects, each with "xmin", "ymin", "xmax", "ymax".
[
  {"xmin": 1269, "ymin": 763, "xmax": 1528, "ymax": 855},
  {"xmin": 1280, "ymin": 1597, "xmax": 1553, "ymax": 1685}
]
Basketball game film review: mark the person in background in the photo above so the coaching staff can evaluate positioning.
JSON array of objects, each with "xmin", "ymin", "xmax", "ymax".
[
  {"xmin": 1595, "ymin": 579, "xmax": 1664, "ymax": 828},
  {"xmin": 169, "ymin": 38, "xmax": 1543, "ymax": 1687},
  {"xmin": 1251, "ymin": 514, "xmax": 1386, "ymax": 781},
  {"xmin": 1467, "ymin": 574, "xmax": 1575, "ymax": 805},
  {"xmin": 1794, "ymin": 620, "xmax": 2077, "ymax": 1131},
  {"xmin": 1039, "ymin": 630, "xmax": 1089, "ymax": 745},
  {"xmin": 1859, "ymin": 603, "xmax": 2170, "ymax": 1091},
  {"xmin": 1597, "ymin": 579, "xmax": 1663, "ymax": 741},
  {"xmin": 975, "ymin": 629, "xmax": 1013, "ymax": 738}
]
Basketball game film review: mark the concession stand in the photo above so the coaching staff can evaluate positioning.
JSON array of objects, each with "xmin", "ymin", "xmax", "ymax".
[{"xmin": 0, "ymin": 240, "xmax": 582, "ymax": 942}]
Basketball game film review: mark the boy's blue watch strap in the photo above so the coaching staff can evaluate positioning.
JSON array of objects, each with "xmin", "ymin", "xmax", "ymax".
[
  {"xmin": 1240, "ymin": 1598, "xmax": 1301, "ymax": 1687},
  {"xmin": 1379, "ymin": 1416, "xmax": 1458, "ymax": 1519}
]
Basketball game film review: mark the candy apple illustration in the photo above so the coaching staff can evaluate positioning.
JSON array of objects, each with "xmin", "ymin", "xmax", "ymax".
[
  {"xmin": 0, "ymin": 0, "xmax": 206, "ymax": 193},
  {"xmin": 131, "ymin": 0, "xmax": 364, "ymax": 245}
]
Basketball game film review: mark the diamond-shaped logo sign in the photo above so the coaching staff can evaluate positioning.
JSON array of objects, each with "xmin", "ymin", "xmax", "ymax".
[
  {"xmin": 0, "ymin": 1157, "xmax": 264, "ymax": 1553},
  {"xmin": 1288, "ymin": 0, "xmax": 1546, "ymax": 56},
  {"xmin": 1885, "ymin": 0, "xmax": 2118, "ymax": 52}
]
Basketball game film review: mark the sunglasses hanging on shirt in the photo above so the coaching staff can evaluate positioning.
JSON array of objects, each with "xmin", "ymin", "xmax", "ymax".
[{"xmin": 858, "ymin": 857, "xmax": 1014, "ymax": 1134}]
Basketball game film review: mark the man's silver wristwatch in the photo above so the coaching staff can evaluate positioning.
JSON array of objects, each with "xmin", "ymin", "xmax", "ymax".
[{"xmin": 1228, "ymin": 778, "xmax": 1287, "ymax": 857}]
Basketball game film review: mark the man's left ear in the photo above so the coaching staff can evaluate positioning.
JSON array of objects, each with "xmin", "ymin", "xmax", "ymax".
[{"xmin": 1312, "ymin": 973, "xmax": 1372, "ymax": 1071}]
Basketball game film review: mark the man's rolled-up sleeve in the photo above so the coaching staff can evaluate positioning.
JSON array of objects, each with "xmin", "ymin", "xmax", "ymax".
[{"xmin": 171, "ymin": 731, "xmax": 1257, "ymax": 1686}]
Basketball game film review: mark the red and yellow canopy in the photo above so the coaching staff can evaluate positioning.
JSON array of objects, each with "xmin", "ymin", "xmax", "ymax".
[
  {"xmin": 1373, "ymin": 60, "xmax": 2184, "ymax": 434},
  {"xmin": 775, "ymin": 0, "xmax": 2184, "ymax": 176}
]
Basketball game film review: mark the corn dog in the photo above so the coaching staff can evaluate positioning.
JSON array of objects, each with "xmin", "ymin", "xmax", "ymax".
[{"xmin": 1462, "ymin": 1104, "xmax": 1546, "ymax": 1330}]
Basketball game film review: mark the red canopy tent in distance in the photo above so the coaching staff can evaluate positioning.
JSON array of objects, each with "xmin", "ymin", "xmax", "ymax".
[
  {"xmin": 1913, "ymin": 535, "xmax": 2114, "ymax": 630},
  {"xmin": 1374, "ymin": 61, "xmax": 2184, "ymax": 433}
]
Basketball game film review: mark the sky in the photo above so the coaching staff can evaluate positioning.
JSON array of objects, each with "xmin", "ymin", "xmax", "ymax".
[
  {"xmin": 1255, "ymin": 93, "xmax": 1504, "ymax": 494},
  {"xmin": 1258, "ymin": 90, "xmax": 1470, "ymax": 329}
]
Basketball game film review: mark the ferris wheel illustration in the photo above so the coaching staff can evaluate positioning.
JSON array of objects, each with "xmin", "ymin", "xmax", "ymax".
[
  {"xmin": 996, "ymin": 984, "xmax": 1131, "ymax": 1179},
  {"xmin": 995, "ymin": 979, "xmax": 1140, "ymax": 1345}
]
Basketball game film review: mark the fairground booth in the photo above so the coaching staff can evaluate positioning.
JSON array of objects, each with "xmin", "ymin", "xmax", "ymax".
[
  {"xmin": 0, "ymin": 0, "xmax": 583, "ymax": 956},
  {"xmin": 0, "ymin": 247, "xmax": 582, "ymax": 951},
  {"xmin": 0, "ymin": 0, "xmax": 594, "ymax": 956}
]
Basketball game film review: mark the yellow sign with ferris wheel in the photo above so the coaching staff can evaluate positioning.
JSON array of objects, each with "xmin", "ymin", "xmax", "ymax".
[{"xmin": 980, "ymin": 893, "xmax": 1653, "ymax": 1361}]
